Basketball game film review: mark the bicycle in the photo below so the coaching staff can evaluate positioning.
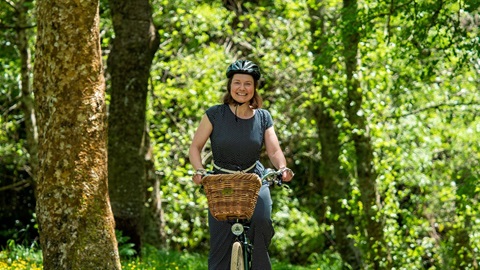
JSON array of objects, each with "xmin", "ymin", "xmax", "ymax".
[{"xmin": 201, "ymin": 168, "xmax": 288, "ymax": 270}]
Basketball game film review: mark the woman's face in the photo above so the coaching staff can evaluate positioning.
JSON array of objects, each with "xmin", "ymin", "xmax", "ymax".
[{"xmin": 230, "ymin": 74, "xmax": 255, "ymax": 104}]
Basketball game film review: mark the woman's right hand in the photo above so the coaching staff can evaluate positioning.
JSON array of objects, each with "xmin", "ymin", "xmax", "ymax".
[{"xmin": 192, "ymin": 174, "xmax": 203, "ymax": 185}]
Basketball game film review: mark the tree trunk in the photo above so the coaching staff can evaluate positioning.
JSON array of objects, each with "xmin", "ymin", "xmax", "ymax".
[
  {"xmin": 315, "ymin": 103, "xmax": 362, "ymax": 269},
  {"xmin": 308, "ymin": 2, "xmax": 362, "ymax": 268},
  {"xmin": 341, "ymin": 0, "xmax": 390, "ymax": 268},
  {"xmin": 33, "ymin": 0, "xmax": 120, "ymax": 269},
  {"xmin": 143, "ymin": 125, "xmax": 166, "ymax": 248},
  {"xmin": 107, "ymin": 0, "xmax": 160, "ymax": 252},
  {"xmin": 144, "ymin": 154, "xmax": 167, "ymax": 248},
  {"xmin": 16, "ymin": 0, "xmax": 38, "ymax": 181}
]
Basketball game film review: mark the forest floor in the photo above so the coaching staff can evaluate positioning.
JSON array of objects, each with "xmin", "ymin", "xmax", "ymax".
[{"xmin": 0, "ymin": 244, "xmax": 328, "ymax": 270}]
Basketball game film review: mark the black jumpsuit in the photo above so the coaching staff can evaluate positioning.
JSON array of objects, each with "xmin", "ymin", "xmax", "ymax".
[{"xmin": 206, "ymin": 104, "xmax": 275, "ymax": 270}]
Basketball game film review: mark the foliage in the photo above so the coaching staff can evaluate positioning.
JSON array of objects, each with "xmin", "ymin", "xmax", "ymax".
[
  {"xmin": 0, "ymin": 242, "xmax": 329, "ymax": 270},
  {"xmin": 116, "ymin": 230, "xmax": 137, "ymax": 259},
  {"xmin": 0, "ymin": 239, "xmax": 42, "ymax": 270},
  {"xmin": 356, "ymin": 1, "xmax": 480, "ymax": 266},
  {"xmin": 123, "ymin": 246, "xmax": 208, "ymax": 270},
  {"xmin": 99, "ymin": 0, "xmax": 480, "ymax": 267},
  {"xmin": 147, "ymin": 1, "xmax": 321, "ymax": 260},
  {"xmin": 0, "ymin": 0, "xmax": 37, "ymax": 246},
  {"xmin": 270, "ymin": 186, "xmax": 327, "ymax": 264},
  {"xmin": 0, "ymin": 0, "xmax": 479, "ymax": 268}
]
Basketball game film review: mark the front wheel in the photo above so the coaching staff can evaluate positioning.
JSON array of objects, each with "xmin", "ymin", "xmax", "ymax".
[{"xmin": 231, "ymin": 241, "xmax": 244, "ymax": 270}]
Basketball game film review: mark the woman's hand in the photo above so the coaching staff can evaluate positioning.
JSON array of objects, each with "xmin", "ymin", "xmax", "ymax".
[
  {"xmin": 192, "ymin": 174, "xmax": 203, "ymax": 185},
  {"xmin": 192, "ymin": 169, "xmax": 206, "ymax": 185},
  {"xmin": 281, "ymin": 167, "xmax": 294, "ymax": 182}
]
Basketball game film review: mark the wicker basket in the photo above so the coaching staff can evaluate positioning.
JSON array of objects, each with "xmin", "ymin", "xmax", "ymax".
[{"xmin": 202, "ymin": 173, "xmax": 262, "ymax": 221}]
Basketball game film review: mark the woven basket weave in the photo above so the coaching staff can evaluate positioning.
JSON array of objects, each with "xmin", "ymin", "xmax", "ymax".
[{"xmin": 202, "ymin": 173, "xmax": 262, "ymax": 221}]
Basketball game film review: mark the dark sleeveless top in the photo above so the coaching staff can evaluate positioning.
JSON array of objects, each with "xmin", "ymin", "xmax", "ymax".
[{"xmin": 206, "ymin": 104, "xmax": 273, "ymax": 174}]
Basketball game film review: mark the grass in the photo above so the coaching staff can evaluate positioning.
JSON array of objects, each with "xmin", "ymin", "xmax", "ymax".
[
  {"xmin": 124, "ymin": 247, "xmax": 208, "ymax": 270},
  {"xmin": 0, "ymin": 242, "xmax": 324, "ymax": 270},
  {"xmin": 123, "ymin": 246, "xmax": 323, "ymax": 270},
  {"xmin": 0, "ymin": 240, "xmax": 43, "ymax": 270}
]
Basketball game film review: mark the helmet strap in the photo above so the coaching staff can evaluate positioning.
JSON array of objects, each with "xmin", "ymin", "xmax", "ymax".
[
  {"xmin": 234, "ymin": 101, "xmax": 249, "ymax": 122},
  {"xmin": 234, "ymin": 102, "xmax": 243, "ymax": 122},
  {"xmin": 234, "ymin": 101, "xmax": 245, "ymax": 106}
]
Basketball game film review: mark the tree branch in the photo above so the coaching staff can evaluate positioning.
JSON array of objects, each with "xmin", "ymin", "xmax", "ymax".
[
  {"xmin": 2, "ymin": 0, "xmax": 17, "ymax": 11},
  {"xmin": 386, "ymin": 102, "xmax": 480, "ymax": 119},
  {"xmin": 0, "ymin": 179, "xmax": 31, "ymax": 192},
  {"xmin": 0, "ymin": 22, "xmax": 36, "ymax": 30}
]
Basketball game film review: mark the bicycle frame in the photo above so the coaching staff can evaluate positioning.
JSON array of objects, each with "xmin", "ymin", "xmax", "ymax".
[{"xmin": 228, "ymin": 168, "xmax": 286, "ymax": 270}]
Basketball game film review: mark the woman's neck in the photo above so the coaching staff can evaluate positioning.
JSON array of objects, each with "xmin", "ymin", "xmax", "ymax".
[{"xmin": 229, "ymin": 103, "xmax": 254, "ymax": 119}]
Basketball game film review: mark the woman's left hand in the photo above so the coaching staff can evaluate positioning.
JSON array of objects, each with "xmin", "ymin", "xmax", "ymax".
[{"xmin": 281, "ymin": 167, "xmax": 294, "ymax": 182}]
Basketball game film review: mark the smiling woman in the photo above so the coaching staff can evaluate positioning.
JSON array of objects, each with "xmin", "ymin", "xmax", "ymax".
[
  {"xmin": 224, "ymin": 62, "xmax": 262, "ymax": 105},
  {"xmin": 188, "ymin": 59, "xmax": 294, "ymax": 269},
  {"xmin": 230, "ymin": 74, "xmax": 255, "ymax": 109}
]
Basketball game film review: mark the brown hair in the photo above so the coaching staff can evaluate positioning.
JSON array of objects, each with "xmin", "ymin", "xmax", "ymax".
[{"xmin": 222, "ymin": 77, "xmax": 263, "ymax": 109}]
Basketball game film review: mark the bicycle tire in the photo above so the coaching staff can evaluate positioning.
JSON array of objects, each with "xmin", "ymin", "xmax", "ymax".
[{"xmin": 230, "ymin": 241, "xmax": 244, "ymax": 270}]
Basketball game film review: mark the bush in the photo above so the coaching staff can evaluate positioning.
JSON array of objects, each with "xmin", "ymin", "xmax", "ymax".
[{"xmin": 0, "ymin": 239, "xmax": 43, "ymax": 270}]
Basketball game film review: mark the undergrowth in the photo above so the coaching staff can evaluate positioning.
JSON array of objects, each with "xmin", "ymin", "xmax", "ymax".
[{"xmin": 0, "ymin": 240, "xmax": 328, "ymax": 269}]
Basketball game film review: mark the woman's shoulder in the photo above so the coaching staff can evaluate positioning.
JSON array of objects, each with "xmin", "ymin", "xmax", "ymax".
[
  {"xmin": 206, "ymin": 104, "xmax": 227, "ymax": 113},
  {"xmin": 257, "ymin": 108, "xmax": 270, "ymax": 113},
  {"xmin": 206, "ymin": 104, "xmax": 228, "ymax": 121},
  {"xmin": 256, "ymin": 108, "xmax": 272, "ymax": 118},
  {"xmin": 255, "ymin": 108, "xmax": 273, "ymax": 128}
]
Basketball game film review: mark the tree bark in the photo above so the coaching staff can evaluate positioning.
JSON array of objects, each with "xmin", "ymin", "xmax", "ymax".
[
  {"xmin": 341, "ymin": 0, "xmax": 390, "ymax": 268},
  {"xmin": 107, "ymin": 0, "xmax": 160, "ymax": 252},
  {"xmin": 308, "ymin": 2, "xmax": 362, "ymax": 268},
  {"xmin": 33, "ymin": 0, "xmax": 120, "ymax": 268},
  {"xmin": 144, "ymin": 154, "xmax": 167, "ymax": 248}
]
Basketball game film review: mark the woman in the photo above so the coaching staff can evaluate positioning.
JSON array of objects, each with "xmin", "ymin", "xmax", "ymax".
[{"xmin": 189, "ymin": 59, "xmax": 294, "ymax": 269}]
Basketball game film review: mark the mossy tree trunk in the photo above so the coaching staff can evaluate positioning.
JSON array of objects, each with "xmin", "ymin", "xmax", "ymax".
[
  {"xmin": 33, "ymin": 0, "xmax": 120, "ymax": 269},
  {"xmin": 107, "ymin": 0, "xmax": 160, "ymax": 252}
]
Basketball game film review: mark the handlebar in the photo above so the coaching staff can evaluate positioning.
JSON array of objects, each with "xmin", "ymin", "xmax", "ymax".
[
  {"xmin": 198, "ymin": 167, "xmax": 292, "ymax": 188},
  {"xmin": 261, "ymin": 168, "xmax": 283, "ymax": 186}
]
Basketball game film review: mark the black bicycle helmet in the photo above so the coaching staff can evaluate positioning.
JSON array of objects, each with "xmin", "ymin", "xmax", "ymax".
[{"xmin": 226, "ymin": 60, "xmax": 261, "ymax": 80}]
